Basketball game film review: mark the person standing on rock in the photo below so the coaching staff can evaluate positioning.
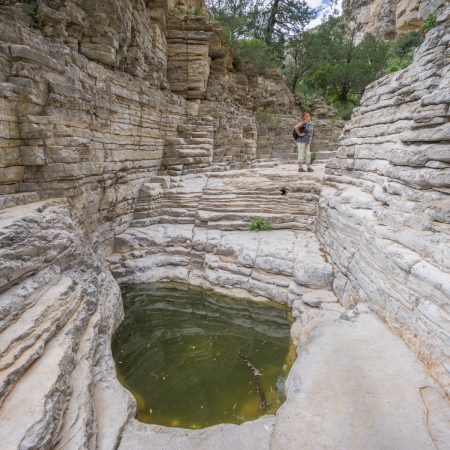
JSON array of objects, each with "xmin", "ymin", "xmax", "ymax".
[{"xmin": 294, "ymin": 112, "xmax": 313, "ymax": 172}]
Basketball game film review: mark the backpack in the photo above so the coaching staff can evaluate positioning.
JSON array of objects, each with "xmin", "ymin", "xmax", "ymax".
[{"xmin": 292, "ymin": 124, "xmax": 306, "ymax": 140}]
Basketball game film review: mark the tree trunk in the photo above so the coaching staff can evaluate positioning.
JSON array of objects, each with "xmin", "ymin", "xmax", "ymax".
[
  {"xmin": 265, "ymin": 0, "xmax": 280, "ymax": 45},
  {"xmin": 339, "ymin": 83, "xmax": 350, "ymax": 103},
  {"xmin": 291, "ymin": 73, "xmax": 299, "ymax": 93}
]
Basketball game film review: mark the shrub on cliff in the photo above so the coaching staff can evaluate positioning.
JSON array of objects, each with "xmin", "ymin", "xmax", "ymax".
[
  {"xmin": 255, "ymin": 107, "xmax": 283, "ymax": 129},
  {"xmin": 385, "ymin": 31, "xmax": 423, "ymax": 73},
  {"xmin": 249, "ymin": 217, "xmax": 272, "ymax": 232},
  {"xmin": 235, "ymin": 38, "xmax": 278, "ymax": 75},
  {"xmin": 421, "ymin": 13, "xmax": 437, "ymax": 34}
]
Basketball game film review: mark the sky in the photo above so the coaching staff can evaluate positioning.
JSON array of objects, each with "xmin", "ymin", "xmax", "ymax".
[{"xmin": 306, "ymin": 0, "xmax": 343, "ymax": 29}]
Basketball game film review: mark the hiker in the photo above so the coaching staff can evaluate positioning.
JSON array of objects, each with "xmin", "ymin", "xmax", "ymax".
[{"xmin": 293, "ymin": 112, "xmax": 313, "ymax": 173}]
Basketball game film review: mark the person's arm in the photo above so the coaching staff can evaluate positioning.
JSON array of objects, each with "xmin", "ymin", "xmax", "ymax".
[{"xmin": 294, "ymin": 122, "xmax": 305, "ymax": 136}]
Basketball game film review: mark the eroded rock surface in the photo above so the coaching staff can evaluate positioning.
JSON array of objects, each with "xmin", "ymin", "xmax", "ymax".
[
  {"xmin": 273, "ymin": 308, "xmax": 450, "ymax": 450},
  {"xmin": 0, "ymin": 201, "xmax": 134, "ymax": 449},
  {"xmin": 343, "ymin": 0, "xmax": 447, "ymax": 41},
  {"xmin": 110, "ymin": 165, "xmax": 333, "ymax": 302},
  {"xmin": 319, "ymin": 8, "xmax": 450, "ymax": 395}
]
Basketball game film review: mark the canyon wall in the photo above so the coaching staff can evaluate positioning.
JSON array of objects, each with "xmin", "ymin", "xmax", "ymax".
[
  {"xmin": 1, "ymin": 0, "xmax": 449, "ymax": 448},
  {"xmin": 318, "ymin": 8, "xmax": 450, "ymax": 395},
  {"xmin": 343, "ymin": 0, "xmax": 447, "ymax": 41},
  {"xmin": 0, "ymin": 2, "xmax": 342, "ymax": 447},
  {"xmin": 1, "ymin": 0, "xmax": 341, "ymax": 251}
]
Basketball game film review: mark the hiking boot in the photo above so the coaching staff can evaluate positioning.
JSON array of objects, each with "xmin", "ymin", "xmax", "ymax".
[
  {"xmin": 298, "ymin": 167, "xmax": 305, "ymax": 172},
  {"xmin": 307, "ymin": 167, "xmax": 314, "ymax": 172}
]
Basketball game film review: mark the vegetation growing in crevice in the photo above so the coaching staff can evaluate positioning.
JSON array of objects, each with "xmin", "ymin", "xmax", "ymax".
[
  {"xmin": 421, "ymin": 13, "xmax": 437, "ymax": 34},
  {"xmin": 385, "ymin": 31, "xmax": 423, "ymax": 73},
  {"xmin": 249, "ymin": 217, "xmax": 273, "ymax": 231},
  {"xmin": 255, "ymin": 107, "xmax": 282, "ymax": 129},
  {"xmin": 175, "ymin": 1, "xmax": 204, "ymax": 16}
]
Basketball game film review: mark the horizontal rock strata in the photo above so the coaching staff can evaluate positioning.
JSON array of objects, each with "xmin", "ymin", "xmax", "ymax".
[
  {"xmin": 0, "ymin": 1, "xmax": 342, "ymax": 250},
  {"xmin": 318, "ymin": 8, "xmax": 450, "ymax": 396},
  {"xmin": 273, "ymin": 306, "xmax": 450, "ymax": 450},
  {"xmin": 1, "ymin": 1, "xmax": 449, "ymax": 449},
  {"xmin": 0, "ymin": 200, "xmax": 134, "ymax": 449},
  {"xmin": 110, "ymin": 165, "xmax": 334, "ymax": 302}
]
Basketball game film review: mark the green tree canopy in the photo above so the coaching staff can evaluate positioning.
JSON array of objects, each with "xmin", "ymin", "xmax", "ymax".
[
  {"xmin": 207, "ymin": 0, "xmax": 316, "ymax": 47},
  {"xmin": 287, "ymin": 17, "xmax": 390, "ymax": 103}
]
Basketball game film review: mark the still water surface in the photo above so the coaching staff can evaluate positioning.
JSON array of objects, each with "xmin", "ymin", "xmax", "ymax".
[{"xmin": 112, "ymin": 283, "xmax": 294, "ymax": 429}]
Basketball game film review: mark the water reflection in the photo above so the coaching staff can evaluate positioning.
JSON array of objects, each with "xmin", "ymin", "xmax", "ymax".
[{"xmin": 112, "ymin": 283, "xmax": 294, "ymax": 429}]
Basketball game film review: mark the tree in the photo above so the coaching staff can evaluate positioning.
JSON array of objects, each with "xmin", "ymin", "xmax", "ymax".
[
  {"xmin": 263, "ymin": 0, "xmax": 315, "ymax": 45},
  {"xmin": 207, "ymin": 0, "xmax": 263, "ymax": 44},
  {"xmin": 287, "ymin": 17, "xmax": 390, "ymax": 103},
  {"xmin": 206, "ymin": 0, "xmax": 316, "ymax": 48},
  {"xmin": 235, "ymin": 38, "xmax": 278, "ymax": 76},
  {"xmin": 285, "ymin": 30, "xmax": 321, "ymax": 92}
]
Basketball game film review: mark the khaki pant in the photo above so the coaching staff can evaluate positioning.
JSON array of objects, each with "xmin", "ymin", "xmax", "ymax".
[{"xmin": 297, "ymin": 141, "xmax": 311, "ymax": 164}]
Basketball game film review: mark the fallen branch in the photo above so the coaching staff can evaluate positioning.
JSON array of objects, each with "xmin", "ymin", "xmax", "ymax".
[{"xmin": 238, "ymin": 352, "xmax": 268, "ymax": 409}]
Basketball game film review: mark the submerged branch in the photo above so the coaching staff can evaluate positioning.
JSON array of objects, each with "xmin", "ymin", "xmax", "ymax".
[{"xmin": 238, "ymin": 352, "xmax": 268, "ymax": 409}]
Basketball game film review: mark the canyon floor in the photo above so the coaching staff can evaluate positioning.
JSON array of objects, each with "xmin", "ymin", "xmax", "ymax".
[
  {"xmin": 2, "ymin": 163, "xmax": 449, "ymax": 450},
  {"xmin": 112, "ymin": 163, "xmax": 450, "ymax": 450}
]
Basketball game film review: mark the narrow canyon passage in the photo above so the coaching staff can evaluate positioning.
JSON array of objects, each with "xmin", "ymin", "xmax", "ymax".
[{"xmin": 0, "ymin": 0, "xmax": 449, "ymax": 448}]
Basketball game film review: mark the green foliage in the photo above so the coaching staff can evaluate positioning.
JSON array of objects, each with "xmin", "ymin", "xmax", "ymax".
[
  {"xmin": 385, "ymin": 50, "xmax": 414, "ymax": 73},
  {"xmin": 308, "ymin": 21, "xmax": 389, "ymax": 102},
  {"xmin": 421, "ymin": 13, "xmax": 437, "ymax": 34},
  {"xmin": 255, "ymin": 106, "xmax": 282, "ymax": 129},
  {"xmin": 207, "ymin": 0, "xmax": 316, "ymax": 47},
  {"xmin": 286, "ymin": 17, "xmax": 390, "ymax": 119},
  {"xmin": 263, "ymin": 0, "xmax": 316, "ymax": 45},
  {"xmin": 207, "ymin": 0, "xmax": 263, "ymax": 44},
  {"xmin": 295, "ymin": 82, "xmax": 318, "ymax": 111},
  {"xmin": 235, "ymin": 38, "xmax": 278, "ymax": 76},
  {"xmin": 249, "ymin": 217, "xmax": 273, "ymax": 232},
  {"xmin": 385, "ymin": 31, "xmax": 422, "ymax": 73},
  {"xmin": 25, "ymin": 0, "xmax": 42, "ymax": 26},
  {"xmin": 176, "ymin": 2, "xmax": 204, "ymax": 17},
  {"xmin": 333, "ymin": 101, "xmax": 356, "ymax": 120},
  {"xmin": 194, "ymin": 3, "xmax": 203, "ymax": 15},
  {"xmin": 392, "ymin": 31, "xmax": 422, "ymax": 57}
]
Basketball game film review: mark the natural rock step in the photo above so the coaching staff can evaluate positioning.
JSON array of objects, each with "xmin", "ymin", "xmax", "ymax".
[
  {"xmin": 0, "ymin": 279, "xmax": 82, "ymax": 406},
  {"xmin": 0, "ymin": 294, "xmax": 94, "ymax": 449},
  {"xmin": 0, "ymin": 276, "xmax": 76, "ymax": 368}
]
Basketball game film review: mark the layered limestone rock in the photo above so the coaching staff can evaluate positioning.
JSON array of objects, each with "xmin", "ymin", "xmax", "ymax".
[
  {"xmin": 1, "ymin": 0, "xmax": 450, "ymax": 448},
  {"xmin": 273, "ymin": 306, "xmax": 450, "ymax": 450},
  {"xmin": 110, "ymin": 165, "xmax": 334, "ymax": 303},
  {"xmin": 0, "ymin": 200, "xmax": 134, "ymax": 449},
  {"xmin": 0, "ymin": 0, "xmax": 342, "ymax": 251},
  {"xmin": 2, "ymin": 167, "xmax": 450, "ymax": 450},
  {"xmin": 343, "ymin": 0, "xmax": 447, "ymax": 41},
  {"xmin": 318, "ymin": 8, "xmax": 450, "ymax": 395}
]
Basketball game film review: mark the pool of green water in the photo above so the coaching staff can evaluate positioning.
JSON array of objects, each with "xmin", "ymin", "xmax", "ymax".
[{"xmin": 112, "ymin": 283, "xmax": 295, "ymax": 429}]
